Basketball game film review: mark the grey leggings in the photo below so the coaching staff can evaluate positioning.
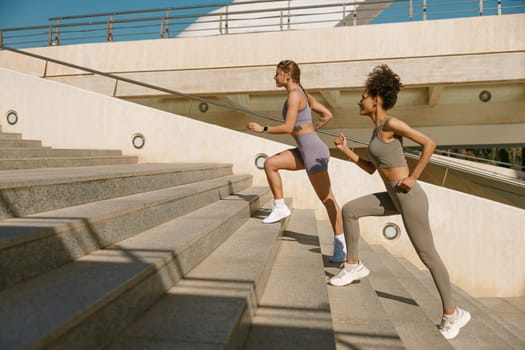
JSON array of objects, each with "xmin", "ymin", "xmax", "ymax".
[{"xmin": 343, "ymin": 180, "xmax": 453, "ymax": 310}]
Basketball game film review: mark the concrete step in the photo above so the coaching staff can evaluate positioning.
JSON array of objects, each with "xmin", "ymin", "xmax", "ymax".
[
  {"xmin": 244, "ymin": 209, "xmax": 336, "ymax": 350},
  {"xmin": 395, "ymin": 256, "xmax": 525, "ymax": 349},
  {"xmin": 0, "ymin": 147, "xmax": 124, "ymax": 159},
  {"xmin": 0, "ymin": 173, "xmax": 256, "ymax": 290},
  {"xmin": 108, "ymin": 199, "xmax": 286, "ymax": 350},
  {"xmin": 0, "ymin": 163, "xmax": 232, "ymax": 219},
  {"xmin": 0, "ymin": 187, "xmax": 268, "ymax": 350},
  {"xmin": 0, "ymin": 132, "xmax": 22, "ymax": 140},
  {"xmin": 358, "ymin": 244, "xmax": 453, "ymax": 349},
  {"xmin": 317, "ymin": 220, "xmax": 406, "ymax": 350},
  {"xmin": 0, "ymin": 155, "xmax": 139, "ymax": 169},
  {"xmin": 0, "ymin": 138, "xmax": 42, "ymax": 148},
  {"xmin": 477, "ymin": 297, "xmax": 525, "ymax": 343}
]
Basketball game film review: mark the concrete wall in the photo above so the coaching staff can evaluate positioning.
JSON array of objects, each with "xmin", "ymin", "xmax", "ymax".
[{"xmin": 1, "ymin": 68, "xmax": 523, "ymax": 298}]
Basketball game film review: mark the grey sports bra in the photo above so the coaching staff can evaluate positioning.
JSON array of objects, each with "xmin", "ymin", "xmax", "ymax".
[
  {"xmin": 282, "ymin": 87, "xmax": 312, "ymax": 126},
  {"xmin": 367, "ymin": 117, "xmax": 407, "ymax": 169}
]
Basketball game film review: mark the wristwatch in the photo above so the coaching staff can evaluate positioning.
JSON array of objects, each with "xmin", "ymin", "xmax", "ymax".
[{"xmin": 263, "ymin": 126, "xmax": 268, "ymax": 134}]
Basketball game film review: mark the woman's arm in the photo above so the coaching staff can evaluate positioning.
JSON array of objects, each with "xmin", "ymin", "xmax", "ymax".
[
  {"xmin": 334, "ymin": 133, "xmax": 376, "ymax": 174},
  {"xmin": 247, "ymin": 90, "xmax": 300, "ymax": 134},
  {"xmin": 386, "ymin": 118, "xmax": 436, "ymax": 188},
  {"xmin": 309, "ymin": 94, "xmax": 333, "ymax": 130}
]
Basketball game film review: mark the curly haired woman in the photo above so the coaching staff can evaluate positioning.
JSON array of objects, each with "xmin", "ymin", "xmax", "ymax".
[{"xmin": 330, "ymin": 64, "xmax": 470, "ymax": 340}]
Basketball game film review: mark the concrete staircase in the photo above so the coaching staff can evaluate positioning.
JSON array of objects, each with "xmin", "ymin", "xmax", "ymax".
[
  {"xmin": 0, "ymin": 128, "xmax": 523, "ymax": 349},
  {"xmin": 0, "ymin": 126, "xmax": 138, "ymax": 170}
]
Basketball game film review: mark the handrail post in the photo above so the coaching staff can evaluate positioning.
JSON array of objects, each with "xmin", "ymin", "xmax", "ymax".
[
  {"xmin": 54, "ymin": 19, "xmax": 60, "ymax": 46},
  {"xmin": 106, "ymin": 16, "xmax": 113, "ymax": 42},
  {"xmin": 423, "ymin": 0, "xmax": 427, "ymax": 20},
  {"xmin": 225, "ymin": 6, "xmax": 229, "ymax": 34},
  {"xmin": 287, "ymin": 0, "xmax": 291, "ymax": 30},
  {"xmin": 0, "ymin": 31, "xmax": 3, "ymax": 48},
  {"xmin": 342, "ymin": 2, "xmax": 346, "ymax": 26},
  {"xmin": 479, "ymin": 0, "xmax": 483, "ymax": 16},
  {"xmin": 164, "ymin": 11, "xmax": 170, "ymax": 38},
  {"xmin": 409, "ymin": 0, "xmax": 413, "ymax": 20},
  {"xmin": 280, "ymin": 9, "xmax": 283, "ymax": 31}
]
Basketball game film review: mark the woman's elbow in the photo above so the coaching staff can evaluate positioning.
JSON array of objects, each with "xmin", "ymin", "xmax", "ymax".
[{"xmin": 427, "ymin": 138, "xmax": 437, "ymax": 152}]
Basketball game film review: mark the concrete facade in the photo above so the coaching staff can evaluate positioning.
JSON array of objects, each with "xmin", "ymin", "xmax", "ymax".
[
  {"xmin": 0, "ymin": 14, "xmax": 524, "ymax": 148},
  {"xmin": 0, "ymin": 67, "xmax": 523, "ymax": 298}
]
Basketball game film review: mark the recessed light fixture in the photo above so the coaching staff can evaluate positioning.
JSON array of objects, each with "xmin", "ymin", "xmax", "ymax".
[
  {"xmin": 6, "ymin": 110, "xmax": 18, "ymax": 125},
  {"xmin": 382, "ymin": 222, "xmax": 401, "ymax": 240},
  {"xmin": 479, "ymin": 90, "xmax": 491, "ymax": 103},
  {"xmin": 254, "ymin": 153, "xmax": 268, "ymax": 169},
  {"xmin": 131, "ymin": 133, "xmax": 146, "ymax": 149},
  {"xmin": 198, "ymin": 102, "xmax": 209, "ymax": 113}
]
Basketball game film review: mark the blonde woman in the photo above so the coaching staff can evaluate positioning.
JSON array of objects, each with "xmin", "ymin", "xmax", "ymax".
[{"xmin": 247, "ymin": 60, "xmax": 346, "ymax": 263}]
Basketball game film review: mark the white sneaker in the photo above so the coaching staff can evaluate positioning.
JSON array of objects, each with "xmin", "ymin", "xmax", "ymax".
[
  {"xmin": 329, "ymin": 262, "xmax": 370, "ymax": 286},
  {"xmin": 262, "ymin": 204, "xmax": 291, "ymax": 224},
  {"xmin": 439, "ymin": 307, "xmax": 471, "ymax": 340},
  {"xmin": 329, "ymin": 238, "xmax": 346, "ymax": 263}
]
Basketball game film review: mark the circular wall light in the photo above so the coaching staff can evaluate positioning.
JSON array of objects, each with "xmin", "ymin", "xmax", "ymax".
[
  {"xmin": 131, "ymin": 133, "xmax": 146, "ymax": 149},
  {"xmin": 479, "ymin": 90, "xmax": 491, "ymax": 103},
  {"xmin": 6, "ymin": 110, "xmax": 18, "ymax": 125},
  {"xmin": 382, "ymin": 222, "xmax": 401, "ymax": 241},
  {"xmin": 198, "ymin": 102, "xmax": 209, "ymax": 113},
  {"xmin": 254, "ymin": 153, "xmax": 268, "ymax": 169}
]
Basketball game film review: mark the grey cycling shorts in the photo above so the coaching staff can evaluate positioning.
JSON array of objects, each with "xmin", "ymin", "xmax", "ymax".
[{"xmin": 290, "ymin": 132, "xmax": 330, "ymax": 175}]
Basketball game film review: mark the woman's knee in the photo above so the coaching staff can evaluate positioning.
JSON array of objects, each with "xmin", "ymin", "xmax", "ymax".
[{"xmin": 342, "ymin": 201, "xmax": 360, "ymax": 220}]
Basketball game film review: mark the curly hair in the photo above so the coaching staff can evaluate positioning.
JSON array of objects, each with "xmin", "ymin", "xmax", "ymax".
[{"xmin": 364, "ymin": 65, "xmax": 402, "ymax": 110}]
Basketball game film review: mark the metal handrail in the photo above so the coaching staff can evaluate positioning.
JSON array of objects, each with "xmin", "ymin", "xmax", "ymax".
[
  {"xmin": 1, "ymin": 0, "xmax": 523, "ymax": 48},
  {"xmin": 1, "ymin": 45, "xmax": 523, "ymax": 188}
]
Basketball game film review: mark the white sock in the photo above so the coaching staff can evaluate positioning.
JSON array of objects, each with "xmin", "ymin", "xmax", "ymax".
[
  {"xmin": 335, "ymin": 233, "xmax": 347, "ymax": 252},
  {"xmin": 274, "ymin": 198, "xmax": 285, "ymax": 208}
]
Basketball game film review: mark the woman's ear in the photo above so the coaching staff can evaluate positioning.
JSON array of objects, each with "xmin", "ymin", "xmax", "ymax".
[{"xmin": 374, "ymin": 95, "xmax": 383, "ymax": 107}]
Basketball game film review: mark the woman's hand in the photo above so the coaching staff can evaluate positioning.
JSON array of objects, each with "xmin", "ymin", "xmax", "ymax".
[
  {"xmin": 397, "ymin": 176, "xmax": 417, "ymax": 192},
  {"xmin": 247, "ymin": 122, "xmax": 263, "ymax": 133},
  {"xmin": 334, "ymin": 132, "xmax": 348, "ymax": 151}
]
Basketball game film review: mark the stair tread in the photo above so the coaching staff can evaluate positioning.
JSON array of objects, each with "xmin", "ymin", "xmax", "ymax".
[
  {"xmin": 394, "ymin": 255, "xmax": 525, "ymax": 349},
  {"xmin": 109, "ymin": 201, "xmax": 284, "ymax": 349},
  {"xmin": 0, "ymin": 188, "xmax": 265, "ymax": 350},
  {"xmin": 317, "ymin": 220, "xmax": 406, "ymax": 350},
  {"xmin": 244, "ymin": 209, "xmax": 336, "ymax": 350},
  {"xmin": 0, "ymin": 175, "xmax": 257, "ymax": 290},
  {"xmin": 0, "ymin": 163, "xmax": 231, "ymax": 187}
]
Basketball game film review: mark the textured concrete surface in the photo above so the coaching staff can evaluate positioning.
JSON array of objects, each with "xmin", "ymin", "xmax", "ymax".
[
  {"xmin": 0, "ymin": 187, "xmax": 269, "ymax": 349},
  {"xmin": 109, "ymin": 200, "xmax": 282, "ymax": 349},
  {"xmin": 244, "ymin": 209, "xmax": 336, "ymax": 350}
]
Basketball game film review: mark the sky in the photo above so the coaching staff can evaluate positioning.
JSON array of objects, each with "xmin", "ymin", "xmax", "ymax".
[{"xmin": 0, "ymin": 0, "xmax": 233, "ymax": 29}]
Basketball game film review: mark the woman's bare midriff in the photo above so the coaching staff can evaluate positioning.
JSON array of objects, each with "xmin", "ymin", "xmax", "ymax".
[{"xmin": 378, "ymin": 166, "xmax": 410, "ymax": 184}]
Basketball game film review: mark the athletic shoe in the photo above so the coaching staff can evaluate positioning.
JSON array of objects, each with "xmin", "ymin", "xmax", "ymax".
[
  {"xmin": 329, "ymin": 262, "xmax": 370, "ymax": 286},
  {"xmin": 439, "ymin": 307, "xmax": 471, "ymax": 340},
  {"xmin": 262, "ymin": 204, "xmax": 291, "ymax": 224},
  {"xmin": 329, "ymin": 238, "xmax": 346, "ymax": 263}
]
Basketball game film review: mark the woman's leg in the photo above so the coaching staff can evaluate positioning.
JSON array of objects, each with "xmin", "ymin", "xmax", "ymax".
[
  {"xmin": 262, "ymin": 149, "xmax": 304, "ymax": 224},
  {"xmin": 308, "ymin": 171, "xmax": 343, "ymax": 235},
  {"xmin": 264, "ymin": 149, "xmax": 304, "ymax": 199},
  {"xmin": 388, "ymin": 183, "xmax": 454, "ymax": 311},
  {"xmin": 342, "ymin": 192, "xmax": 398, "ymax": 262},
  {"xmin": 330, "ymin": 191, "xmax": 399, "ymax": 286}
]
